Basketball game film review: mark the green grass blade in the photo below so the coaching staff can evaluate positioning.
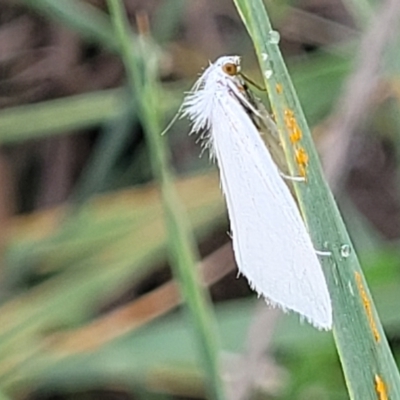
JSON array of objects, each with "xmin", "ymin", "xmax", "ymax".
[
  {"xmin": 232, "ymin": 1, "xmax": 400, "ymax": 399},
  {"xmin": 106, "ymin": 2, "xmax": 225, "ymax": 399},
  {"xmin": 0, "ymin": 89, "xmax": 124, "ymax": 144},
  {"xmin": 70, "ymin": 100, "xmax": 136, "ymax": 204}
]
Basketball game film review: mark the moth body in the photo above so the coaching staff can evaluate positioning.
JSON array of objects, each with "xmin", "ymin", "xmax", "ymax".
[{"xmin": 182, "ymin": 55, "xmax": 332, "ymax": 330}]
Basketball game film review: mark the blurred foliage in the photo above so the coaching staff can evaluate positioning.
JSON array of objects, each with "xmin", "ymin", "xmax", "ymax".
[{"xmin": 0, "ymin": 0, "xmax": 399, "ymax": 399}]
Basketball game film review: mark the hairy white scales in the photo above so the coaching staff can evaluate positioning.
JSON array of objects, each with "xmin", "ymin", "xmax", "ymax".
[{"xmin": 182, "ymin": 55, "xmax": 332, "ymax": 329}]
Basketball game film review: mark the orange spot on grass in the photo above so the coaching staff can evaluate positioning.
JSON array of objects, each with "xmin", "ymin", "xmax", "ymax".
[
  {"xmin": 284, "ymin": 109, "xmax": 302, "ymax": 143},
  {"xmin": 275, "ymin": 83, "xmax": 283, "ymax": 94},
  {"xmin": 375, "ymin": 375, "xmax": 388, "ymax": 400},
  {"xmin": 295, "ymin": 147, "xmax": 308, "ymax": 165},
  {"xmin": 284, "ymin": 108, "xmax": 307, "ymax": 176},
  {"xmin": 284, "ymin": 109, "xmax": 294, "ymax": 118},
  {"xmin": 290, "ymin": 126, "xmax": 302, "ymax": 143},
  {"xmin": 355, "ymin": 272, "xmax": 380, "ymax": 342},
  {"xmin": 295, "ymin": 147, "xmax": 308, "ymax": 177}
]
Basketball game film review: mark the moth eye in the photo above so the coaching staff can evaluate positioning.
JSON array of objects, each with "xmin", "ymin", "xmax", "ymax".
[{"xmin": 222, "ymin": 63, "xmax": 238, "ymax": 76}]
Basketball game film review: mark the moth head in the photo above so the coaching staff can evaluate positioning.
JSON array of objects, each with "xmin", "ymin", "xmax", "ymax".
[{"xmin": 214, "ymin": 55, "xmax": 241, "ymax": 77}]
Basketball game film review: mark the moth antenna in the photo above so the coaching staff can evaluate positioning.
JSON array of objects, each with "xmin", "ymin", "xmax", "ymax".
[{"xmin": 160, "ymin": 108, "xmax": 181, "ymax": 136}]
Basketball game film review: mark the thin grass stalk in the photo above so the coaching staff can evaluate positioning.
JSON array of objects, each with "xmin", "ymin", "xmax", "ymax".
[
  {"xmin": 106, "ymin": 2, "xmax": 225, "ymax": 399},
  {"xmin": 233, "ymin": 0, "xmax": 400, "ymax": 399},
  {"xmin": 71, "ymin": 103, "xmax": 136, "ymax": 204}
]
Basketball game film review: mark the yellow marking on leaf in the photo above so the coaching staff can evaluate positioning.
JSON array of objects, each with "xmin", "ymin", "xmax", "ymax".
[
  {"xmin": 375, "ymin": 375, "xmax": 388, "ymax": 400},
  {"xmin": 355, "ymin": 272, "xmax": 380, "ymax": 342},
  {"xmin": 283, "ymin": 109, "xmax": 307, "ymax": 176},
  {"xmin": 290, "ymin": 126, "xmax": 302, "ymax": 143},
  {"xmin": 295, "ymin": 147, "xmax": 308, "ymax": 178}
]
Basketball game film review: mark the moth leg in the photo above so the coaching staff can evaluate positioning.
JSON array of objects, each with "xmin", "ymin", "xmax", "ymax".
[
  {"xmin": 226, "ymin": 79, "xmax": 262, "ymax": 117},
  {"xmin": 279, "ymin": 171, "xmax": 306, "ymax": 182},
  {"xmin": 315, "ymin": 249, "xmax": 332, "ymax": 257}
]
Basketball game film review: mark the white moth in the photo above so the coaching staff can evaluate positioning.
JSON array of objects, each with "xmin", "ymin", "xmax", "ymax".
[{"xmin": 181, "ymin": 55, "xmax": 332, "ymax": 330}]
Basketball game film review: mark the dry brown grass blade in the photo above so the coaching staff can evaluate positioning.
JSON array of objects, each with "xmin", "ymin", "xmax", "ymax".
[
  {"xmin": 320, "ymin": 0, "xmax": 400, "ymax": 191},
  {"xmin": 48, "ymin": 243, "xmax": 235, "ymax": 355},
  {"xmin": 228, "ymin": 304, "xmax": 281, "ymax": 400}
]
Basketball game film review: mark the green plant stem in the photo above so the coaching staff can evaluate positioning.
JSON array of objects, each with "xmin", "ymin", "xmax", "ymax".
[
  {"xmin": 106, "ymin": 2, "xmax": 225, "ymax": 399},
  {"xmin": 233, "ymin": 1, "xmax": 400, "ymax": 399}
]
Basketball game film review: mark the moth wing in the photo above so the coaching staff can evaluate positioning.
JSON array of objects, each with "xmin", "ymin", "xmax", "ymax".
[
  {"xmin": 251, "ymin": 98, "xmax": 291, "ymax": 177},
  {"xmin": 211, "ymin": 92, "xmax": 332, "ymax": 329}
]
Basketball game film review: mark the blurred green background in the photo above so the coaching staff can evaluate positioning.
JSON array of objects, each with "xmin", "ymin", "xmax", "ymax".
[{"xmin": 0, "ymin": 0, "xmax": 400, "ymax": 399}]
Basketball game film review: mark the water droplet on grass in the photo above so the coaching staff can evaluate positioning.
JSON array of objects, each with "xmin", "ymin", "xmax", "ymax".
[
  {"xmin": 264, "ymin": 69, "xmax": 273, "ymax": 79},
  {"xmin": 268, "ymin": 30, "xmax": 280, "ymax": 44},
  {"xmin": 340, "ymin": 244, "xmax": 351, "ymax": 258}
]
